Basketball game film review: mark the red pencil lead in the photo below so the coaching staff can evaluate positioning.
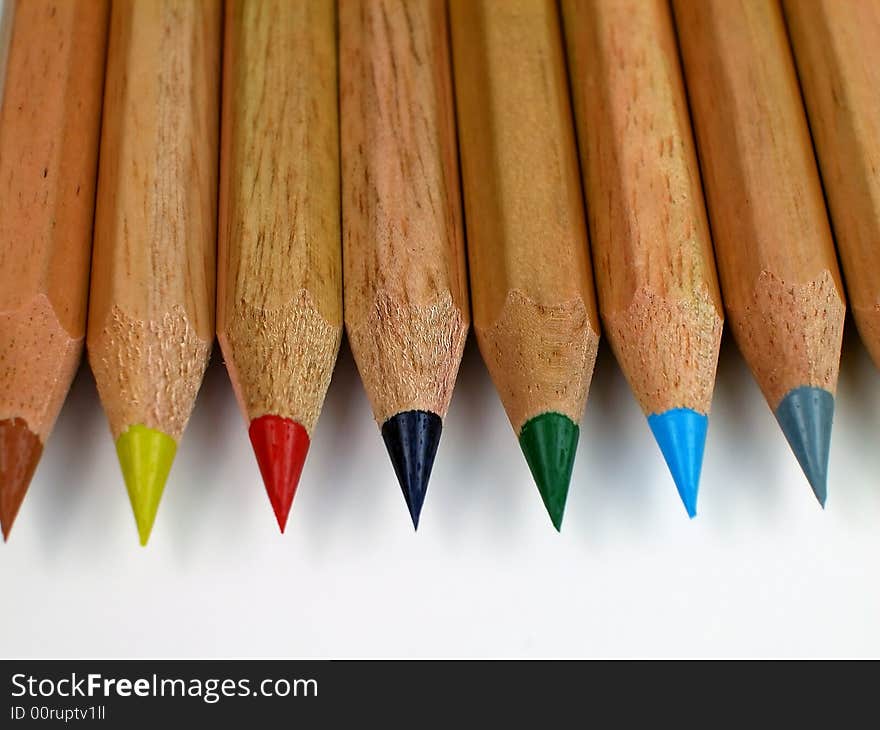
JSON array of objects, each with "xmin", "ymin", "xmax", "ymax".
[{"xmin": 249, "ymin": 415, "xmax": 310, "ymax": 534}]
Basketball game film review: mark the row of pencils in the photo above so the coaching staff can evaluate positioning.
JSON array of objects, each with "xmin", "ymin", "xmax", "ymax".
[{"xmin": 1, "ymin": 0, "xmax": 877, "ymax": 545}]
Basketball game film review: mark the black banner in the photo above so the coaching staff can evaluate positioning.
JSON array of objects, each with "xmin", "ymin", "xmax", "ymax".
[{"xmin": 5, "ymin": 658, "xmax": 839, "ymax": 724}]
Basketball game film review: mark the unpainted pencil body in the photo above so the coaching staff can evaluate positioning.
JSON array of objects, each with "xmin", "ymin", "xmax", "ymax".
[
  {"xmin": 218, "ymin": 0, "xmax": 341, "ymax": 532},
  {"xmin": 340, "ymin": 0, "xmax": 469, "ymax": 527},
  {"xmin": 0, "ymin": 3, "xmax": 12, "ymax": 99},
  {"xmin": 562, "ymin": 0, "xmax": 723, "ymax": 516},
  {"xmin": 450, "ymin": 0, "xmax": 600, "ymax": 529},
  {"xmin": 784, "ymin": 0, "xmax": 880, "ymax": 368},
  {"xmin": 89, "ymin": 0, "xmax": 221, "ymax": 544},
  {"xmin": 674, "ymin": 0, "xmax": 845, "ymax": 504},
  {"xmin": 0, "ymin": 0, "xmax": 109, "ymax": 539}
]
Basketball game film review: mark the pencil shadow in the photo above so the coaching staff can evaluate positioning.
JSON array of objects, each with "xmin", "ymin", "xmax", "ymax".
[
  {"xmin": 832, "ymin": 316, "xmax": 880, "ymax": 521},
  {"xmin": 702, "ymin": 330, "xmax": 787, "ymax": 528},
  {"xmin": 29, "ymin": 359, "xmax": 110, "ymax": 557},
  {"xmin": 301, "ymin": 334, "xmax": 385, "ymax": 550},
  {"xmin": 432, "ymin": 333, "xmax": 521, "ymax": 541},
  {"xmin": 569, "ymin": 339, "xmax": 659, "ymax": 549},
  {"xmin": 165, "ymin": 343, "xmax": 247, "ymax": 560}
]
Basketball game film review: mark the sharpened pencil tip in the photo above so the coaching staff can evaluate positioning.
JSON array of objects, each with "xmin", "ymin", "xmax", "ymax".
[
  {"xmin": 647, "ymin": 408, "xmax": 708, "ymax": 518},
  {"xmin": 116, "ymin": 424, "xmax": 177, "ymax": 546},
  {"xmin": 382, "ymin": 410, "xmax": 442, "ymax": 529},
  {"xmin": 249, "ymin": 414, "xmax": 310, "ymax": 534},
  {"xmin": 0, "ymin": 418, "xmax": 43, "ymax": 542},
  {"xmin": 519, "ymin": 412, "xmax": 578, "ymax": 531},
  {"xmin": 775, "ymin": 386, "xmax": 833, "ymax": 507}
]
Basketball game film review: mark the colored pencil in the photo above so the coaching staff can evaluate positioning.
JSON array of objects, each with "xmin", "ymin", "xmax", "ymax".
[
  {"xmin": 784, "ymin": 0, "xmax": 880, "ymax": 369},
  {"xmin": 88, "ymin": 0, "xmax": 221, "ymax": 545},
  {"xmin": 217, "ymin": 0, "xmax": 341, "ymax": 533},
  {"xmin": 674, "ymin": 0, "xmax": 845, "ymax": 505},
  {"xmin": 339, "ymin": 0, "xmax": 469, "ymax": 529},
  {"xmin": 561, "ymin": 0, "xmax": 723, "ymax": 517},
  {"xmin": 450, "ymin": 0, "xmax": 600, "ymax": 529},
  {"xmin": 0, "ymin": 0, "xmax": 109, "ymax": 540}
]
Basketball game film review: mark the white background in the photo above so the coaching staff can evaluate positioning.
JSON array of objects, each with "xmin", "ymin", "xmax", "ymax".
[
  {"xmin": 3, "ymin": 325, "xmax": 880, "ymax": 659},
  {"xmin": 3, "ymin": 1, "xmax": 880, "ymax": 659}
]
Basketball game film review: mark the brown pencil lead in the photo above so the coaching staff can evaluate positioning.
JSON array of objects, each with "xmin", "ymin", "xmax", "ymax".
[{"xmin": 0, "ymin": 419, "xmax": 42, "ymax": 541}]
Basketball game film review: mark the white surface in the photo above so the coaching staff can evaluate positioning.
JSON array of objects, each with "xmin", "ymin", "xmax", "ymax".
[{"xmin": 2, "ymin": 324, "xmax": 880, "ymax": 658}]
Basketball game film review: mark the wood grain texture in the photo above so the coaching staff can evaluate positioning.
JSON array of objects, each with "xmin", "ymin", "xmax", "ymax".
[
  {"xmin": 88, "ymin": 0, "xmax": 221, "ymax": 441},
  {"xmin": 450, "ymin": 0, "xmax": 599, "ymax": 434},
  {"xmin": 217, "ymin": 0, "xmax": 341, "ymax": 435},
  {"xmin": 0, "ymin": 0, "xmax": 109, "ymax": 441},
  {"xmin": 674, "ymin": 0, "xmax": 845, "ymax": 409},
  {"xmin": 340, "ymin": 0, "xmax": 469, "ymax": 425},
  {"xmin": 0, "ymin": 1, "xmax": 12, "ymax": 103},
  {"xmin": 562, "ymin": 0, "xmax": 723, "ymax": 417},
  {"xmin": 784, "ymin": 0, "xmax": 880, "ymax": 368}
]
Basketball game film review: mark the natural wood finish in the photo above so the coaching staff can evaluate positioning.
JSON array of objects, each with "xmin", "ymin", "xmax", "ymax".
[
  {"xmin": 340, "ymin": 0, "xmax": 469, "ymax": 426},
  {"xmin": 0, "ymin": 1, "xmax": 13, "ymax": 103},
  {"xmin": 784, "ymin": 0, "xmax": 880, "ymax": 368},
  {"xmin": 217, "ymin": 0, "xmax": 341, "ymax": 435},
  {"xmin": 88, "ymin": 0, "xmax": 221, "ymax": 441},
  {"xmin": 673, "ymin": 0, "xmax": 845, "ymax": 409},
  {"xmin": 562, "ymin": 0, "xmax": 722, "ymax": 417},
  {"xmin": 450, "ymin": 0, "xmax": 599, "ymax": 433},
  {"xmin": 0, "ymin": 0, "xmax": 109, "ymax": 441}
]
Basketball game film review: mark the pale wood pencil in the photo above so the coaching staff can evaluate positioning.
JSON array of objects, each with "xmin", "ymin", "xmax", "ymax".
[
  {"xmin": 561, "ymin": 0, "xmax": 723, "ymax": 516},
  {"xmin": 674, "ymin": 0, "xmax": 845, "ymax": 504},
  {"xmin": 0, "ymin": 0, "xmax": 108, "ymax": 540},
  {"xmin": 784, "ymin": 0, "xmax": 880, "ymax": 368},
  {"xmin": 88, "ymin": 0, "xmax": 221, "ymax": 544},
  {"xmin": 450, "ymin": 0, "xmax": 600, "ymax": 529},
  {"xmin": 339, "ymin": 0, "xmax": 469, "ymax": 528},
  {"xmin": 217, "ymin": 0, "xmax": 342, "ymax": 532}
]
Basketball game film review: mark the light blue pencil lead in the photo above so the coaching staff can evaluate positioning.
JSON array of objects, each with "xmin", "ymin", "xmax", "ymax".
[{"xmin": 647, "ymin": 408, "xmax": 709, "ymax": 518}]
